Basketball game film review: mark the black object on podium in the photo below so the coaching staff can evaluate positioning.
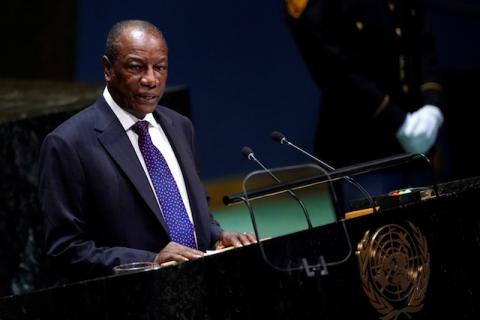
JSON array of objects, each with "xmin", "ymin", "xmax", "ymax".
[{"xmin": 1, "ymin": 176, "xmax": 480, "ymax": 319}]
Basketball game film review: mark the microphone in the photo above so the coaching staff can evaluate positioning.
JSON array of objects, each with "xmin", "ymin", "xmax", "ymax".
[
  {"xmin": 271, "ymin": 131, "xmax": 376, "ymax": 213},
  {"xmin": 271, "ymin": 131, "xmax": 335, "ymax": 170},
  {"xmin": 240, "ymin": 146, "xmax": 313, "ymax": 229}
]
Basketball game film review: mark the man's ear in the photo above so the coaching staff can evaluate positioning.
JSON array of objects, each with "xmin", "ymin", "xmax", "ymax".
[{"xmin": 102, "ymin": 55, "xmax": 113, "ymax": 82}]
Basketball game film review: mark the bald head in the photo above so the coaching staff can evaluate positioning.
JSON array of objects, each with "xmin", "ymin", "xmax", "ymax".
[{"xmin": 104, "ymin": 20, "xmax": 166, "ymax": 61}]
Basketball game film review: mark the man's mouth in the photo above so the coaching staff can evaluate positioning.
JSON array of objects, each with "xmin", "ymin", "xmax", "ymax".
[{"xmin": 136, "ymin": 95, "xmax": 158, "ymax": 102}]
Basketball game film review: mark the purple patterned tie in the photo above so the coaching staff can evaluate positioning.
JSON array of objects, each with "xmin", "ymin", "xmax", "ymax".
[{"xmin": 132, "ymin": 120, "xmax": 196, "ymax": 249}]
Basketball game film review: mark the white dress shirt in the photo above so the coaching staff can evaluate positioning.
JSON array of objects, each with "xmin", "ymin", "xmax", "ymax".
[{"xmin": 103, "ymin": 88, "xmax": 196, "ymax": 231}]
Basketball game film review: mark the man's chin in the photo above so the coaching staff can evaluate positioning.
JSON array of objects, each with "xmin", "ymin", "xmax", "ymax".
[{"xmin": 125, "ymin": 103, "xmax": 158, "ymax": 119}]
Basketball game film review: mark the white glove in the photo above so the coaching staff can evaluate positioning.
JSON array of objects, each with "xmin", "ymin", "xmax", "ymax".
[{"xmin": 396, "ymin": 104, "xmax": 444, "ymax": 154}]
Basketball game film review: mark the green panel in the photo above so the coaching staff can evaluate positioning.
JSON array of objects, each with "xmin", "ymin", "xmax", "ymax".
[{"xmin": 213, "ymin": 188, "xmax": 336, "ymax": 239}]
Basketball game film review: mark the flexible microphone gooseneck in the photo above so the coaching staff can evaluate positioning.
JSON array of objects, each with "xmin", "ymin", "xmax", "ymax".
[
  {"xmin": 271, "ymin": 131, "xmax": 376, "ymax": 213},
  {"xmin": 240, "ymin": 146, "xmax": 313, "ymax": 229}
]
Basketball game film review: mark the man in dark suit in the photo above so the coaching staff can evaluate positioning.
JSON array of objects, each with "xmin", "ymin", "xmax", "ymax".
[
  {"xmin": 39, "ymin": 19, "xmax": 255, "ymax": 280},
  {"xmin": 284, "ymin": 0, "xmax": 445, "ymax": 203}
]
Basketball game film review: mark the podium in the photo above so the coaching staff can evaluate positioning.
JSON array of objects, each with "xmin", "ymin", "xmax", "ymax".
[{"xmin": 1, "ymin": 176, "xmax": 479, "ymax": 319}]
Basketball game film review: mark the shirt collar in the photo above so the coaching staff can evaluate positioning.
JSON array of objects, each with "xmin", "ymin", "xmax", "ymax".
[{"xmin": 103, "ymin": 87, "xmax": 158, "ymax": 131}]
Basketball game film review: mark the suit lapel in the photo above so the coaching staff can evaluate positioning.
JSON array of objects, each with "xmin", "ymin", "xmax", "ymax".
[{"xmin": 94, "ymin": 99, "xmax": 167, "ymax": 231}]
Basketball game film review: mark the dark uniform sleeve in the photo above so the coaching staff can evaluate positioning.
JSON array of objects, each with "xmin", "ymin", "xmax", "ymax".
[{"xmin": 284, "ymin": 0, "xmax": 443, "ymax": 135}]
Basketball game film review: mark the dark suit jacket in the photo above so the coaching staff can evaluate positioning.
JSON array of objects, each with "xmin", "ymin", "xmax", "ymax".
[{"xmin": 39, "ymin": 96, "xmax": 223, "ymax": 279}]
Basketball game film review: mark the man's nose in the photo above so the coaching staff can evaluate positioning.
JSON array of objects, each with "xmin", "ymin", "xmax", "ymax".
[{"xmin": 140, "ymin": 67, "xmax": 157, "ymax": 87}]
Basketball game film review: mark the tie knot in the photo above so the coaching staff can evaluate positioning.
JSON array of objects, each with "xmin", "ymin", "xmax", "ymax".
[{"xmin": 132, "ymin": 121, "xmax": 150, "ymax": 137}]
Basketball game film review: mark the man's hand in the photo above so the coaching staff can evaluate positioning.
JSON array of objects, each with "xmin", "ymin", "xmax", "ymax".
[
  {"xmin": 153, "ymin": 242, "xmax": 204, "ymax": 265},
  {"xmin": 214, "ymin": 231, "xmax": 257, "ymax": 250}
]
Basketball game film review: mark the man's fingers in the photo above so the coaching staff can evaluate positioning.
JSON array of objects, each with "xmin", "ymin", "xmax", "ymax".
[
  {"xmin": 181, "ymin": 249, "xmax": 204, "ymax": 260},
  {"xmin": 230, "ymin": 237, "xmax": 243, "ymax": 248},
  {"xmin": 155, "ymin": 242, "xmax": 204, "ymax": 264},
  {"xmin": 245, "ymin": 233, "xmax": 258, "ymax": 243},
  {"xmin": 224, "ymin": 232, "xmax": 257, "ymax": 247},
  {"xmin": 237, "ymin": 233, "xmax": 256, "ymax": 245}
]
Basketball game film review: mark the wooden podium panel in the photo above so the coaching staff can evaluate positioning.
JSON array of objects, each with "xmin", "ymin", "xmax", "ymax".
[{"xmin": 0, "ymin": 177, "xmax": 479, "ymax": 319}]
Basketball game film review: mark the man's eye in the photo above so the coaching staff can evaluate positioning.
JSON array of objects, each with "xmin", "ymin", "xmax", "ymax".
[
  {"xmin": 155, "ymin": 65, "xmax": 167, "ymax": 72},
  {"xmin": 129, "ymin": 65, "xmax": 142, "ymax": 71}
]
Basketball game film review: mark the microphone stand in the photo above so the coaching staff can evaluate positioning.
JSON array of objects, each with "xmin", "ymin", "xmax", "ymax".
[
  {"xmin": 271, "ymin": 131, "xmax": 377, "ymax": 215},
  {"xmin": 239, "ymin": 168, "xmax": 353, "ymax": 277},
  {"xmin": 241, "ymin": 146, "xmax": 313, "ymax": 229}
]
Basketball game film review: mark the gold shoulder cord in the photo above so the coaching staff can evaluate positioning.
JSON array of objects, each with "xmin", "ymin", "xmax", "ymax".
[
  {"xmin": 420, "ymin": 82, "xmax": 443, "ymax": 92},
  {"xmin": 373, "ymin": 95, "xmax": 390, "ymax": 118}
]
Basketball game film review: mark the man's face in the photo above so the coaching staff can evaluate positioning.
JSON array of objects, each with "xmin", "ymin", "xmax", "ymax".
[{"xmin": 103, "ymin": 27, "xmax": 168, "ymax": 119}]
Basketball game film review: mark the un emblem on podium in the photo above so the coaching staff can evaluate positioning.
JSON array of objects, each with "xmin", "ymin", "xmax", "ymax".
[{"xmin": 356, "ymin": 222, "xmax": 430, "ymax": 320}]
